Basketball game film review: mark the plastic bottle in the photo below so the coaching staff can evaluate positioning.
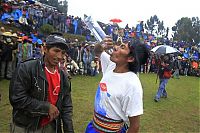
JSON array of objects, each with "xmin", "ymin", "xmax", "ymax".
[{"xmin": 83, "ymin": 15, "xmax": 106, "ymax": 42}]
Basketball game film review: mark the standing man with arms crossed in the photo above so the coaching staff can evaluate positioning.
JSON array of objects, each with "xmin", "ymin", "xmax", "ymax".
[
  {"xmin": 9, "ymin": 33, "xmax": 74, "ymax": 133},
  {"xmin": 85, "ymin": 37, "xmax": 149, "ymax": 133}
]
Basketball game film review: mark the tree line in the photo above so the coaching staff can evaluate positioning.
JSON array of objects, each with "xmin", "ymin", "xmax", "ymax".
[{"xmin": 145, "ymin": 15, "xmax": 200, "ymax": 44}]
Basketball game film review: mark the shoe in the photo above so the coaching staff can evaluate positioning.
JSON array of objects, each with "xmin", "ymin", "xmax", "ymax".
[
  {"xmin": 154, "ymin": 98, "xmax": 159, "ymax": 102},
  {"xmin": 162, "ymin": 95, "xmax": 167, "ymax": 98},
  {"xmin": 161, "ymin": 95, "xmax": 167, "ymax": 98}
]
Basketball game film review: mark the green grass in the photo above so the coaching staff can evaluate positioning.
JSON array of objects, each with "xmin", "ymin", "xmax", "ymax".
[{"xmin": 0, "ymin": 73, "xmax": 199, "ymax": 133}]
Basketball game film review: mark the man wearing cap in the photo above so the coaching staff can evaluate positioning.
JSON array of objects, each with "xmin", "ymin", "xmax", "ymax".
[{"xmin": 9, "ymin": 33, "xmax": 74, "ymax": 133}]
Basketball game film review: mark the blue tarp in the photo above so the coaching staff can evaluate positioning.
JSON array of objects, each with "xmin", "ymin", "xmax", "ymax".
[
  {"xmin": 192, "ymin": 52, "xmax": 199, "ymax": 59},
  {"xmin": 11, "ymin": 9, "xmax": 22, "ymax": 21},
  {"xmin": 183, "ymin": 53, "xmax": 189, "ymax": 59},
  {"xmin": 1, "ymin": 13, "xmax": 11, "ymax": 21}
]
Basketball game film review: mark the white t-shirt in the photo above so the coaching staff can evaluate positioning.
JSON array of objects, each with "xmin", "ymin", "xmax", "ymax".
[{"xmin": 94, "ymin": 52, "xmax": 143, "ymax": 122}]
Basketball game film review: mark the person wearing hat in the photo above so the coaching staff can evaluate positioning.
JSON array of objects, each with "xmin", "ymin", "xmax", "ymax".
[
  {"xmin": 85, "ymin": 37, "xmax": 149, "ymax": 133},
  {"xmin": 83, "ymin": 43, "xmax": 93, "ymax": 75},
  {"xmin": 0, "ymin": 36, "xmax": 17, "ymax": 80},
  {"xmin": 9, "ymin": 33, "xmax": 74, "ymax": 133}
]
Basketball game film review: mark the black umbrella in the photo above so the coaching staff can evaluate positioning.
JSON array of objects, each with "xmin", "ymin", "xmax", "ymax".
[{"xmin": 151, "ymin": 45, "xmax": 180, "ymax": 54}]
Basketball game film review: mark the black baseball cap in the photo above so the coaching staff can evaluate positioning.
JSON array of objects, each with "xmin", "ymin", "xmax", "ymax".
[{"xmin": 46, "ymin": 33, "xmax": 68, "ymax": 50}]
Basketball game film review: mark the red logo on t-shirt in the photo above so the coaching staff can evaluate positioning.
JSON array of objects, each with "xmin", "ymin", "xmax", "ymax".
[
  {"xmin": 53, "ymin": 85, "xmax": 60, "ymax": 95},
  {"xmin": 100, "ymin": 83, "xmax": 107, "ymax": 92}
]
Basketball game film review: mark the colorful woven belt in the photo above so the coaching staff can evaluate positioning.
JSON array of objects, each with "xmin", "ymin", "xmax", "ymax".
[{"xmin": 92, "ymin": 111, "xmax": 124, "ymax": 133}]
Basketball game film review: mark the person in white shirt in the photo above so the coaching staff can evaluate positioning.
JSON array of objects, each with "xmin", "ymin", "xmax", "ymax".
[{"xmin": 85, "ymin": 37, "xmax": 149, "ymax": 133}]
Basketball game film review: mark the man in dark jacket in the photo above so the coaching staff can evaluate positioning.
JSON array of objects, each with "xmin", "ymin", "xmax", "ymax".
[
  {"xmin": 9, "ymin": 33, "xmax": 74, "ymax": 133},
  {"xmin": 0, "ymin": 36, "xmax": 17, "ymax": 80},
  {"xmin": 154, "ymin": 54, "xmax": 173, "ymax": 102}
]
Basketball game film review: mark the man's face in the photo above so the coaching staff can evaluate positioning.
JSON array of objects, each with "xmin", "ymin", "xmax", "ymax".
[
  {"xmin": 44, "ymin": 46, "xmax": 66, "ymax": 67},
  {"xmin": 110, "ymin": 43, "xmax": 132, "ymax": 65}
]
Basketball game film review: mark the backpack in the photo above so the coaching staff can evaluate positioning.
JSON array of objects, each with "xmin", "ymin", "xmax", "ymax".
[{"xmin": 163, "ymin": 70, "xmax": 172, "ymax": 78}]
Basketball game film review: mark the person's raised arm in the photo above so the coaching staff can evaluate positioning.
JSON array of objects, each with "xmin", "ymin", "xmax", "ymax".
[
  {"xmin": 94, "ymin": 37, "xmax": 116, "ymax": 75},
  {"xmin": 94, "ymin": 36, "xmax": 113, "ymax": 58}
]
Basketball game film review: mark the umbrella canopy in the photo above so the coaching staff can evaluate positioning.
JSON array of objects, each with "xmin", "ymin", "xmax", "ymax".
[
  {"xmin": 110, "ymin": 18, "xmax": 122, "ymax": 23},
  {"xmin": 151, "ymin": 45, "xmax": 180, "ymax": 55}
]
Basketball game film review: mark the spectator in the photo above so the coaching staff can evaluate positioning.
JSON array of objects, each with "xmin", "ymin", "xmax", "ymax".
[
  {"xmin": 172, "ymin": 57, "xmax": 181, "ymax": 79},
  {"xmin": 9, "ymin": 33, "xmax": 74, "ymax": 133},
  {"xmin": 0, "ymin": 36, "xmax": 17, "ymax": 80},
  {"xmin": 83, "ymin": 44, "xmax": 92, "ymax": 75},
  {"xmin": 154, "ymin": 54, "xmax": 173, "ymax": 102}
]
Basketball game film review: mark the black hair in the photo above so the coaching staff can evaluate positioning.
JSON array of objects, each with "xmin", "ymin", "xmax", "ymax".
[
  {"xmin": 128, "ymin": 39, "xmax": 150, "ymax": 73},
  {"xmin": 23, "ymin": 39, "xmax": 28, "ymax": 43},
  {"xmin": 128, "ymin": 46, "xmax": 139, "ymax": 73},
  {"xmin": 50, "ymin": 32, "xmax": 63, "ymax": 36}
]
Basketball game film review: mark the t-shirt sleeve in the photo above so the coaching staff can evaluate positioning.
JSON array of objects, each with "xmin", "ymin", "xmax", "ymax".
[
  {"xmin": 100, "ymin": 52, "xmax": 115, "ymax": 75},
  {"xmin": 121, "ymin": 80, "xmax": 143, "ymax": 117}
]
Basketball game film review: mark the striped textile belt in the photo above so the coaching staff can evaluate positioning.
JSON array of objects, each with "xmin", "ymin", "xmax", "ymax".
[{"xmin": 92, "ymin": 111, "xmax": 124, "ymax": 133}]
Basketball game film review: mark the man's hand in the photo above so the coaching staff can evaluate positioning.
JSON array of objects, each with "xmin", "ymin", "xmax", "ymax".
[
  {"xmin": 49, "ymin": 104, "xmax": 59, "ymax": 121},
  {"xmin": 103, "ymin": 36, "xmax": 113, "ymax": 48}
]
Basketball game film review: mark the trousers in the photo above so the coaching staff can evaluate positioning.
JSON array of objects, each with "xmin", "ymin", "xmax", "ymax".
[{"xmin": 10, "ymin": 122, "xmax": 55, "ymax": 133}]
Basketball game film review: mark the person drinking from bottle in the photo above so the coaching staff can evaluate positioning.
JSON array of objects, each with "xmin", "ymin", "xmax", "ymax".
[{"xmin": 85, "ymin": 37, "xmax": 149, "ymax": 133}]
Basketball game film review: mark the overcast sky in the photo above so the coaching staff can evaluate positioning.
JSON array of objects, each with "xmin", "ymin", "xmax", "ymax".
[{"xmin": 67, "ymin": 0, "xmax": 199, "ymax": 31}]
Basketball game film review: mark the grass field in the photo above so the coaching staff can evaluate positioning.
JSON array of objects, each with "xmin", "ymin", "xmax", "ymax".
[{"xmin": 0, "ymin": 73, "xmax": 199, "ymax": 133}]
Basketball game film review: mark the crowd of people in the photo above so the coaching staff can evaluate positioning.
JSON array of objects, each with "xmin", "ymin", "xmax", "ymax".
[
  {"xmin": 0, "ymin": 0, "xmax": 199, "ymax": 133},
  {"xmin": 0, "ymin": 0, "xmax": 90, "ymax": 36},
  {"xmin": 0, "ymin": 25, "xmax": 200, "ymax": 81},
  {"xmin": 0, "ymin": 26, "xmax": 102, "ymax": 81}
]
